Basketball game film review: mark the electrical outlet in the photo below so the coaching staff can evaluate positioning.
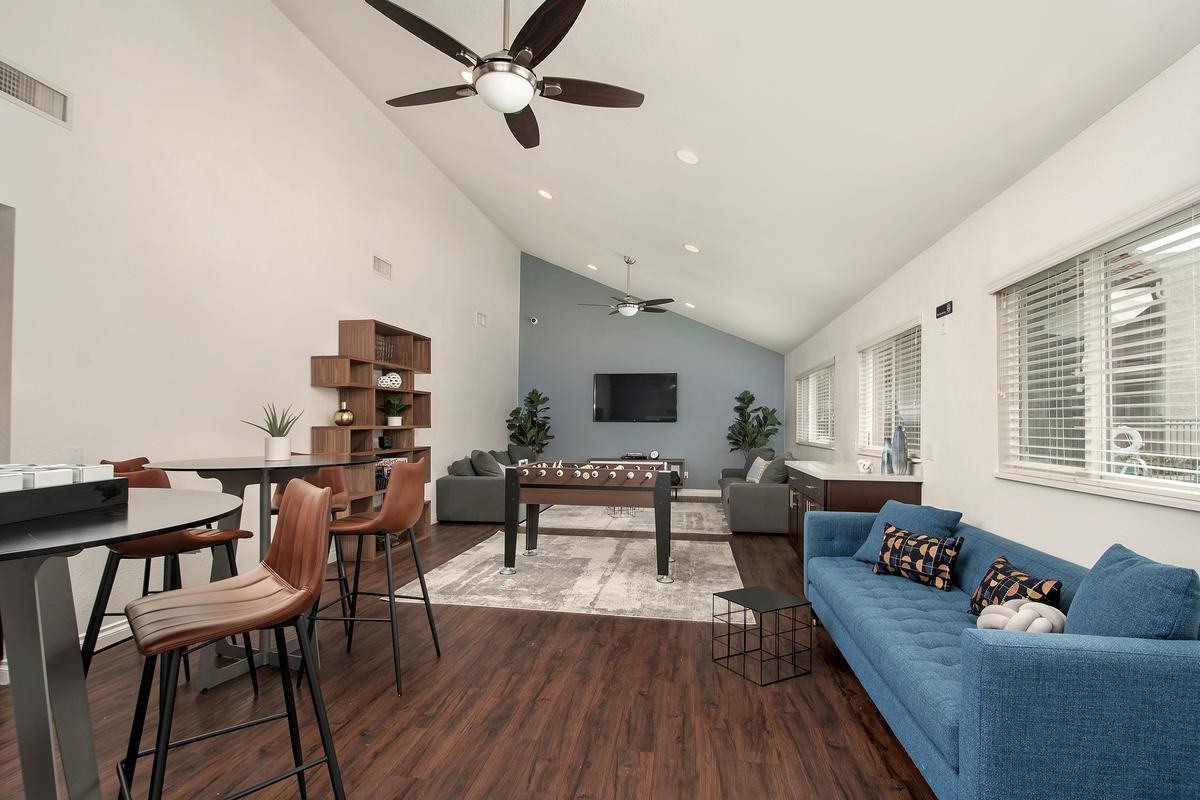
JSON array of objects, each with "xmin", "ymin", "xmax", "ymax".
[
  {"xmin": 476, "ymin": 312, "xmax": 487, "ymax": 327},
  {"xmin": 683, "ymin": 470, "xmax": 689, "ymax": 480}
]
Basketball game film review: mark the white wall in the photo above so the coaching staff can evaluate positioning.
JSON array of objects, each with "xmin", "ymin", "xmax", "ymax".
[
  {"xmin": 785, "ymin": 44, "xmax": 1200, "ymax": 573},
  {"xmin": 0, "ymin": 0, "xmax": 520, "ymax": 663}
]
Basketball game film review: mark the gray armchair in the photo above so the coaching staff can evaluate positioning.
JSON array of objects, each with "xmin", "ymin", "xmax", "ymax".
[
  {"xmin": 719, "ymin": 448, "xmax": 791, "ymax": 534},
  {"xmin": 436, "ymin": 475, "xmax": 526, "ymax": 524}
]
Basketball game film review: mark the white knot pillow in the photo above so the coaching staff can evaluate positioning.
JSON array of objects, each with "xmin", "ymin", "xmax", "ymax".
[{"xmin": 976, "ymin": 598, "xmax": 1067, "ymax": 634}]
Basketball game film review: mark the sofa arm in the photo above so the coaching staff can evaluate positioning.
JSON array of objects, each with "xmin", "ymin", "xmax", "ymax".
[
  {"xmin": 435, "ymin": 475, "xmax": 515, "ymax": 523},
  {"xmin": 960, "ymin": 628, "xmax": 1200, "ymax": 800},
  {"xmin": 720, "ymin": 467, "xmax": 747, "ymax": 480},
  {"xmin": 802, "ymin": 511, "xmax": 875, "ymax": 592}
]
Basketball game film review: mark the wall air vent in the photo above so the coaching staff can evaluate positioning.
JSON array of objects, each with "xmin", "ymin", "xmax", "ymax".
[
  {"xmin": 372, "ymin": 255, "xmax": 393, "ymax": 280},
  {"xmin": 0, "ymin": 57, "xmax": 69, "ymax": 125}
]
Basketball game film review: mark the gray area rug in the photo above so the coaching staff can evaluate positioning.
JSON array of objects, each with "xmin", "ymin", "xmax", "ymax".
[
  {"xmin": 392, "ymin": 532, "xmax": 743, "ymax": 622},
  {"xmin": 527, "ymin": 501, "xmax": 730, "ymax": 536}
]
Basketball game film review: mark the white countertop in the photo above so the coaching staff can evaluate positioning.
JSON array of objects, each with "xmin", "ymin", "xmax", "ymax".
[{"xmin": 785, "ymin": 460, "xmax": 922, "ymax": 483}]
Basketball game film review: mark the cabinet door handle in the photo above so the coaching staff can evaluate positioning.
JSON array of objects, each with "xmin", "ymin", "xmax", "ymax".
[{"xmin": 805, "ymin": 484, "xmax": 818, "ymax": 491}]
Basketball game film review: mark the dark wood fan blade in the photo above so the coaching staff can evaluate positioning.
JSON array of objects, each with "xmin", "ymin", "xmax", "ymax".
[
  {"xmin": 541, "ymin": 77, "xmax": 644, "ymax": 108},
  {"xmin": 608, "ymin": 309, "xmax": 619, "ymax": 315},
  {"xmin": 510, "ymin": 0, "xmax": 585, "ymax": 68},
  {"xmin": 505, "ymin": 106, "xmax": 540, "ymax": 149},
  {"xmin": 386, "ymin": 85, "xmax": 474, "ymax": 107},
  {"xmin": 642, "ymin": 306, "xmax": 667, "ymax": 313},
  {"xmin": 364, "ymin": 0, "xmax": 479, "ymax": 67},
  {"xmin": 640, "ymin": 298, "xmax": 673, "ymax": 306}
]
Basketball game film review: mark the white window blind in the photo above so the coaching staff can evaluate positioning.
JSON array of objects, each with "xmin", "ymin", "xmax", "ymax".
[
  {"xmin": 997, "ymin": 201, "xmax": 1200, "ymax": 502},
  {"xmin": 795, "ymin": 362, "xmax": 835, "ymax": 448},
  {"xmin": 858, "ymin": 326, "xmax": 922, "ymax": 454}
]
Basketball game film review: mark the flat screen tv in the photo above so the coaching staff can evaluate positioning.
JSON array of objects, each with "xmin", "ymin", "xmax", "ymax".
[{"xmin": 593, "ymin": 373, "xmax": 678, "ymax": 423}]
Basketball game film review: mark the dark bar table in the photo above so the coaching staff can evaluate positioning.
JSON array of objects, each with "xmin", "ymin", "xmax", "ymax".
[
  {"xmin": 0, "ymin": 488, "xmax": 242, "ymax": 800},
  {"xmin": 147, "ymin": 455, "xmax": 374, "ymax": 688}
]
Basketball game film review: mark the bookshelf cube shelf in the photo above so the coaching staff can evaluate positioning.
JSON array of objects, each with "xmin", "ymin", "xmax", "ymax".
[{"xmin": 311, "ymin": 319, "xmax": 432, "ymax": 559}]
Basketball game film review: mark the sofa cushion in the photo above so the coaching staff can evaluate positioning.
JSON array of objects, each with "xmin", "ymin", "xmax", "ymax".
[
  {"xmin": 852, "ymin": 500, "xmax": 963, "ymax": 564},
  {"xmin": 745, "ymin": 457, "xmax": 769, "ymax": 484},
  {"xmin": 950, "ymin": 523, "xmax": 1089, "ymax": 607},
  {"xmin": 759, "ymin": 452, "xmax": 793, "ymax": 484},
  {"xmin": 718, "ymin": 476, "xmax": 746, "ymax": 493},
  {"xmin": 872, "ymin": 525, "xmax": 963, "ymax": 591},
  {"xmin": 489, "ymin": 449, "xmax": 513, "ymax": 466},
  {"xmin": 1065, "ymin": 544, "xmax": 1200, "ymax": 640},
  {"xmin": 470, "ymin": 449, "xmax": 504, "ymax": 477},
  {"xmin": 969, "ymin": 556, "xmax": 1063, "ymax": 615},
  {"xmin": 807, "ymin": 557, "xmax": 974, "ymax": 765},
  {"xmin": 742, "ymin": 447, "xmax": 775, "ymax": 472},
  {"xmin": 508, "ymin": 444, "xmax": 537, "ymax": 464},
  {"xmin": 447, "ymin": 457, "xmax": 476, "ymax": 477}
]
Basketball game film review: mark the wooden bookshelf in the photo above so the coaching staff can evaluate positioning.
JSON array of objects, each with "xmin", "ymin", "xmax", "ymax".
[{"xmin": 310, "ymin": 320, "xmax": 432, "ymax": 559}]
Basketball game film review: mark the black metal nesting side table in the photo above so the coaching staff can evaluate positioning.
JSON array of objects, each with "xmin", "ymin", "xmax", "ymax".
[{"xmin": 712, "ymin": 585, "xmax": 813, "ymax": 685}]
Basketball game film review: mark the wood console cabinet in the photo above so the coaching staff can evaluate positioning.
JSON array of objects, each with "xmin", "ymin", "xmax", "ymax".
[{"xmin": 786, "ymin": 462, "xmax": 922, "ymax": 562}]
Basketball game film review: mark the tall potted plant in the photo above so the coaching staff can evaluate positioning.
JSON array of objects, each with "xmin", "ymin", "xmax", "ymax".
[
  {"xmin": 725, "ymin": 390, "xmax": 781, "ymax": 455},
  {"xmin": 507, "ymin": 389, "xmax": 554, "ymax": 456},
  {"xmin": 242, "ymin": 403, "xmax": 303, "ymax": 461}
]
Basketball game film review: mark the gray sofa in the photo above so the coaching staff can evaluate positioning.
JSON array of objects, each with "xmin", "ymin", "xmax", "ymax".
[
  {"xmin": 719, "ymin": 448, "xmax": 792, "ymax": 534},
  {"xmin": 435, "ymin": 444, "xmax": 536, "ymax": 523}
]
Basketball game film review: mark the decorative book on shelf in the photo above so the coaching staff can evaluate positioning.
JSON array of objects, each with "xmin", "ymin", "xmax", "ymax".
[{"xmin": 310, "ymin": 319, "xmax": 432, "ymax": 557}]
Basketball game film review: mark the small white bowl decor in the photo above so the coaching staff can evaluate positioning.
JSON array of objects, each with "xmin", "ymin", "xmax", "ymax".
[{"xmin": 242, "ymin": 403, "xmax": 303, "ymax": 461}]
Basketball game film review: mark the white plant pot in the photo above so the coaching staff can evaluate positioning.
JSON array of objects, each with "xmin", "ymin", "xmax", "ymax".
[
  {"xmin": 264, "ymin": 436, "xmax": 291, "ymax": 461},
  {"xmin": 386, "ymin": 416, "xmax": 404, "ymax": 427}
]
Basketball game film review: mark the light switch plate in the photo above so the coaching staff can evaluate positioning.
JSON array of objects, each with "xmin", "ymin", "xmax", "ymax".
[{"xmin": 476, "ymin": 312, "xmax": 487, "ymax": 328}]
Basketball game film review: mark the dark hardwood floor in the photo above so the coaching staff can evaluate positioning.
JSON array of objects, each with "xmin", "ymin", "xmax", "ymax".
[{"xmin": 0, "ymin": 523, "xmax": 934, "ymax": 799}]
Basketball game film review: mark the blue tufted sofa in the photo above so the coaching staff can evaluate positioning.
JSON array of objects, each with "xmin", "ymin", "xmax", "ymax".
[{"xmin": 804, "ymin": 511, "xmax": 1200, "ymax": 800}]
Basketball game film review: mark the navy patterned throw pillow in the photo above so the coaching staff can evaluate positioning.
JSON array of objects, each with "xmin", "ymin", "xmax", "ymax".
[
  {"xmin": 873, "ymin": 524, "xmax": 964, "ymax": 591},
  {"xmin": 970, "ymin": 556, "xmax": 1062, "ymax": 616}
]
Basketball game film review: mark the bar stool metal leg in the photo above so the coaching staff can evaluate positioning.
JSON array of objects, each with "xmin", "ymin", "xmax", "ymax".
[
  {"xmin": 407, "ymin": 527, "xmax": 441, "ymax": 658},
  {"xmin": 274, "ymin": 627, "xmax": 309, "ymax": 800},
  {"xmin": 148, "ymin": 649, "xmax": 182, "ymax": 800},
  {"xmin": 166, "ymin": 556, "xmax": 192, "ymax": 684},
  {"xmin": 345, "ymin": 535, "xmax": 365, "ymax": 654},
  {"xmin": 293, "ymin": 619, "xmax": 347, "ymax": 800},
  {"xmin": 332, "ymin": 537, "xmax": 352, "ymax": 638},
  {"xmin": 119, "ymin": 653, "xmax": 158, "ymax": 791},
  {"xmin": 81, "ymin": 551, "xmax": 121, "ymax": 675},
  {"xmin": 382, "ymin": 536, "xmax": 404, "ymax": 696}
]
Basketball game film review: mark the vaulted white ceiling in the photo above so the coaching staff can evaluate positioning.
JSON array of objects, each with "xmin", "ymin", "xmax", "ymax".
[{"xmin": 272, "ymin": 0, "xmax": 1200, "ymax": 352}]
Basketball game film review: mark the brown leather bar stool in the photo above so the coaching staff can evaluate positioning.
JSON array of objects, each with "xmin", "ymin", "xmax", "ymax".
[
  {"xmin": 272, "ymin": 465, "xmax": 355, "ymax": 638},
  {"xmin": 308, "ymin": 460, "xmax": 440, "ymax": 696},
  {"xmin": 82, "ymin": 460, "xmax": 258, "ymax": 693},
  {"xmin": 117, "ymin": 480, "xmax": 346, "ymax": 800}
]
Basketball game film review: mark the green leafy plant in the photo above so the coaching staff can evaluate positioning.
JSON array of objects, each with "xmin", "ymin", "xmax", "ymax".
[
  {"xmin": 378, "ymin": 396, "xmax": 412, "ymax": 417},
  {"xmin": 242, "ymin": 403, "xmax": 303, "ymax": 438},
  {"xmin": 507, "ymin": 389, "xmax": 554, "ymax": 455},
  {"xmin": 726, "ymin": 390, "xmax": 781, "ymax": 454}
]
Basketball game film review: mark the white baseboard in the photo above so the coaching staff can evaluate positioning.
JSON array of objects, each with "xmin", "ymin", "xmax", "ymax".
[
  {"xmin": 0, "ymin": 618, "xmax": 131, "ymax": 686},
  {"xmin": 678, "ymin": 488, "xmax": 720, "ymax": 498}
]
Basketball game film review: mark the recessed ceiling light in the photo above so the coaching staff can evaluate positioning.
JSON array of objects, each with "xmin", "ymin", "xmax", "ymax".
[
  {"xmin": 684, "ymin": 302, "xmax": 695, "ymax": 309},
  {"xmin": 460, "ymin": 69, "xmax": 474, "ymax": 84},
  {"xmin": 586, "ymin": 263, "xmax": 598, "ymax": 270},
  {"xmin": 675, "ymin": 149, "xmax": 700, "ymax": 165},
  {"xmin": 683, "ymin": 243, "xmax": 700, "ymax": 253},
  {"xmin": 538, "ymin": 189, "xmax": 553, "ymax": 200}
]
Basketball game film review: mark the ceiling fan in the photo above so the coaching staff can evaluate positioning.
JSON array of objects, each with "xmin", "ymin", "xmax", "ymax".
[
  {"xmin": 366, "ymin": 0, "xmax": 645, "ymax": 149},
  {"xmin": 578, "ymin": 257, "xmax": 673, "ymax": 317}
]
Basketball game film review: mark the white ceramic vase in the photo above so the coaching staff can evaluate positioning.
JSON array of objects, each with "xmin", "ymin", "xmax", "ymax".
[
  {"xmin": 386, "ymin": 416, "xmax": 404, "ymax": 427},
  {"xmin": 264, "ymin": 436, "xmax": 290, "ymax": 461}
]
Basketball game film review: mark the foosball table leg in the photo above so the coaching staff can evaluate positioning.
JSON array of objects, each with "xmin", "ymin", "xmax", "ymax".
[
  {"xmin": 523, "ymin": 503, "xmax": 540, "ymax": 557},
  {"xmin": 501, "ymin": 468, "xmax": 519, "ymax": 575},
  {"xmin": 654, "ymin": 476, "xmax": 673, "ymax": 583}
]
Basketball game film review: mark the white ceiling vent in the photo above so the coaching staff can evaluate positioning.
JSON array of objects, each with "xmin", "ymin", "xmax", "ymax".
[
  {"xmin": 0, "ymin": 57, "xmax": 69, "ymax": 126},
  {"xmin": 372, "ymin": 255, "xmax": 393, "ymax": 280}
]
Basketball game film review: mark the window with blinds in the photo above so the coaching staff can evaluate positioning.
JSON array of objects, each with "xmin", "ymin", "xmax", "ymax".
[
  {"xmin": 857, "ymin": 326, "xmax": 922, "ymax": 454},
  {"xmin": 997, "ymin": 200, "xmax": 1200, "ymax": 502},
  {"xmin": 795, "ymin": 362, "xmax": 835, "ymax": 448}
]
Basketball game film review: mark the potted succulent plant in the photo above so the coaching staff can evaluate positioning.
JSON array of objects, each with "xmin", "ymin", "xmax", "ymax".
[
  {"xmin": 242, "ymin": 403, "xmax": 303, "ymax": 461},
  {"xmin": 379, "ymin": 395, "xmax": 411, "ymax": 427}
]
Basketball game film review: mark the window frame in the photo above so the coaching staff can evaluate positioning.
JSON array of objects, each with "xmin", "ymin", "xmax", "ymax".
[
  {"xmin": 993, "ymin": 191, "xmax": 1200, "ymax": 511},
  {"xmin": 794, "ymin": 359, "xmax": 836, "ymax": 450},
  {"xmin": 856, "ymin": 321, "xmax": 923, "ymax": 459}
]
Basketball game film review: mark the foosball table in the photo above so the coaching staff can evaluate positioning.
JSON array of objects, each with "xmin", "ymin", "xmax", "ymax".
[{"xmin": 502, "ymin": 460, "xmax": 675, "ymax": 583}]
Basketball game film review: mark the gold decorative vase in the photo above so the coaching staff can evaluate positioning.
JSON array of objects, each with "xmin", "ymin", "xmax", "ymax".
[{"xmin": 333, "ymin": 401, "xmax": 355, "ymax": 427}]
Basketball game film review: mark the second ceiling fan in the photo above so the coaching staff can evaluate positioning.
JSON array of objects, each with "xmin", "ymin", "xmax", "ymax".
[
  {"xmin": 366, "ymin": 0, "xmax": 644, "ymax": 148},
  {"xmin": 579, "ymin": 257, "xmax": 674, "ymax": 317}
]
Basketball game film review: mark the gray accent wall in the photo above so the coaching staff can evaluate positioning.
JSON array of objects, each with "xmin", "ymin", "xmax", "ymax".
[{"xmin": 518, "ymin": 253, "xmax": 785, "ymax": 489}]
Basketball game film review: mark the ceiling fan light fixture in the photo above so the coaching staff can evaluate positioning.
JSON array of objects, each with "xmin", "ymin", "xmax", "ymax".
[
  {"xmin": 617, "ymin": 305, "xmax": 639, "ymax": 317},
  {"xmin": 473, "ymin": 60, "xmax": 536, "ymax": 113}
]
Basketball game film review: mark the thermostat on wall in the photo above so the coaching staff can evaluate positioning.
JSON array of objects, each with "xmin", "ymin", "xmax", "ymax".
[{"xmin": 935, "ymin": 301, "xmax": 953, "ymax": 318}]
